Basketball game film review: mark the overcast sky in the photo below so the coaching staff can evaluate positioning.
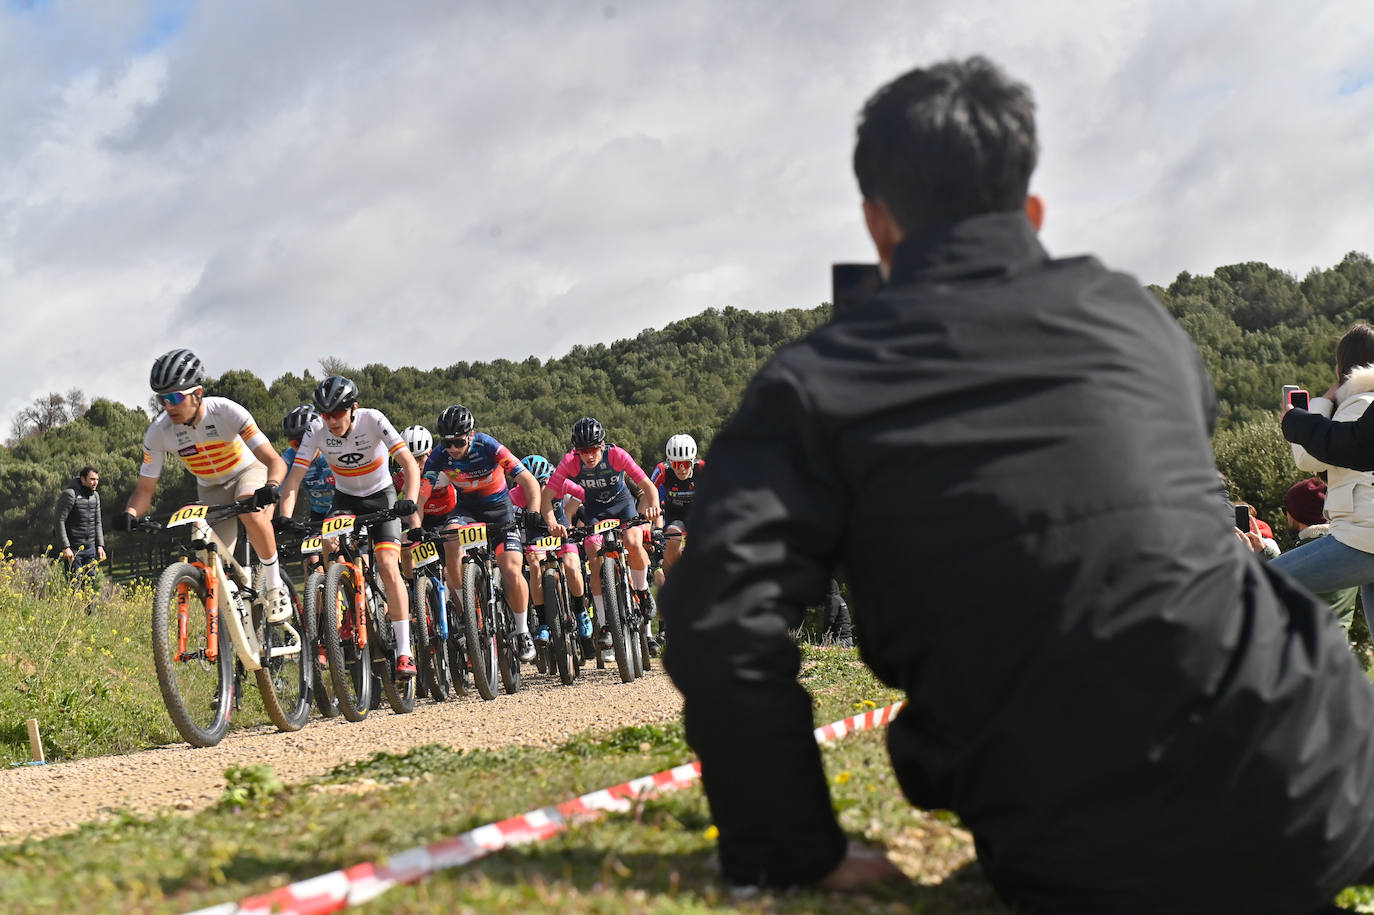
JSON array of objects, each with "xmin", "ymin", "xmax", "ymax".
[{"xmin": 1, "ymin": 0, "xmax": 1371, "ymax": 434}]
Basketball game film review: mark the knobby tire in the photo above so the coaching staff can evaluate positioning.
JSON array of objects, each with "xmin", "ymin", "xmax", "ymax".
[{"xmin": 151, "ymin": 562, "xmax": 233, "ymax": 747}]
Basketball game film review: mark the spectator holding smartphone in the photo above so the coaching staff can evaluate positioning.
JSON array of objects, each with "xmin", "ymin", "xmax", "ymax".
[{"xmin": 1271, "ymin": 324, "xmax": 1374, "ymax": 638}]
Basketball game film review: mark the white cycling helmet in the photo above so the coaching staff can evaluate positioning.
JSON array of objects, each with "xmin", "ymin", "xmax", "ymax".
[
  {"xmin": 403, "ymin": 425, "xmax": 433, "ymax": 457},
  {"xmin": 665, "ymin": 433, "xmax": 697, "ymax": 462}
]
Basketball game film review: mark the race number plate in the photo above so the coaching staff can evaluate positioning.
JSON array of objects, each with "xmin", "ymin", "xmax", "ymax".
[
  {"xmin": 410, "ymin": 539, "xmax": 441, "ymax": 567},
  {"xmin": 593, "ymin": 518, "xmax": 620, "ymax": 533},
  {"xmin": 455, "ymin": 522, "xmax": 487, "ymax": 551},
  {"xmin": 167, "ymin": 504, "xmax": 209, "ymax": 528},
  {"xmin": 531, "ymin": 535, "xmax": 562, "ymax": 551},
  {"xmin": 299, "ymin": 536, "xmax": 323, "ymax": 555},
  {"xmin": 320, "ymin": 515, "xmax": 355, "ymax": 539}
]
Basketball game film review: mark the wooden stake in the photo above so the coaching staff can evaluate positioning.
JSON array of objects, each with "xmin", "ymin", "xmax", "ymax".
[{"xmin": 25, "ymin": 718, "xmax": 44, "ymax": 763}]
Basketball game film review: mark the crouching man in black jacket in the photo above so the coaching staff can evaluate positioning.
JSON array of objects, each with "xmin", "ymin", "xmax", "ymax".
[{"xmin": 661, "ymin": 55, "xmax": 1374, "ymax": 914}]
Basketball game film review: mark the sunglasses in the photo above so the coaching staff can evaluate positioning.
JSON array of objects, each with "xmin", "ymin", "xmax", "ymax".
[
  {"xmin": 443, "ymin": 434, "xmax": 472, "ymax": 448},
  {"xmin": 321, "ymin": 407, "xmax": 352, "ymax": 421},
  {"xmin": 575, "ymin": 445, "xmax": 602, "ymax": 456},
  {"xmin": 671, "ymin": 460, "xmax": 693, "ymax": 472},
  {"xmin": 158, "ymin": 387, "xmax": 199, "ymax": 407}
]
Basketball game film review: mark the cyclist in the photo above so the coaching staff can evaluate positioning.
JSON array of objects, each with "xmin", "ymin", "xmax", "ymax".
[
  {"xmin": 276, "ymin": 376, "xmax": 422, "ymax": 678},
  {"xmin": 280, "ymin": 404, "xmax": 336, "ymax": 575},
  {"xmin": 423, "ymin": 405, "xmax": 543, "ymax": 663},
  {"xmin": 512, "ymin": 454, "xmax": 590, "ymax": 647},
  {"xmin": 543, "ymin": 417, "xmax": 661, "ymax": 653},
  {"xmin": 651, "ymin": 433, "xmax": 704, "ymax": 580},
  {"xmin": 648, "ymin": 432, "xmax": 704, "ymax": 655},
  {"xmin": 393, "ymin": 425, "xmax": 457, "ymax": 578},
  {"xmin": 114, "ymin": 349, "xmax": 291, "ymax": 621}
]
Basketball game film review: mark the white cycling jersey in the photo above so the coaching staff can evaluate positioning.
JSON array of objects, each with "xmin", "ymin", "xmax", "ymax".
[
  {"xmin": 140, "ymin": 396, "xmax": 270, "ymax": 484},
  {"xmin": 295, "ymin": 407, "xmax": 406, "ymax": 498}
]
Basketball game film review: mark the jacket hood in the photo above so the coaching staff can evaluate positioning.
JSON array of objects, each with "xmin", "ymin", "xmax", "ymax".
[{"xmin": 1335, "ymin": 364, "xmax": 1374, "ymax": 402}]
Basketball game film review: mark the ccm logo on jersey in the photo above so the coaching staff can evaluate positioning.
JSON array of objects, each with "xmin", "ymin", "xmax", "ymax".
[{"xmin": 336, "ymin": 452, "xmax": 366, "ymax": 467}]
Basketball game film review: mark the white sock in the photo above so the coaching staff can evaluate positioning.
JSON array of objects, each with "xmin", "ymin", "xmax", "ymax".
[
  {"xmin": 515, "ymin": 609, "xmax": 528, "ymax": 634},
  {"xmin": 593, "ymin": 594, "xmax": 606, "ymax": 626},
  {"xmin": 392, "ymin": 618, "xmax": 410, "ymax": 653},
  {"xmin": 261, "ymin": 554, "xmax": 282, "ymax": 590},
  {"xmin": 630, "ymin": 566, "xmax": 648, "ymax": 591}
]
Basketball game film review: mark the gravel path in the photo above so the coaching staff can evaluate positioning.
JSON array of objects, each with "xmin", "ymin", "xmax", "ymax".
[{"xmin": 0, "ymin": 666, "xmax": 683, "ymax": 843}]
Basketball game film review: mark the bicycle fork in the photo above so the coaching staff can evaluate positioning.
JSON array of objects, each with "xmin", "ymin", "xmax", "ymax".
[{"xmin": 175, "ymin": 562, "xmax": 220, "ymax": 663}]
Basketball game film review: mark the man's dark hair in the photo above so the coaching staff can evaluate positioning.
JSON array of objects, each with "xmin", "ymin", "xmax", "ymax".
[
  {"xmin": 853, "ymin": 55, "xmax": 1038, "ymax": 235},
  {"xmin": 78, "ymin": 466, "xmax": 98, "ymax": 479}
]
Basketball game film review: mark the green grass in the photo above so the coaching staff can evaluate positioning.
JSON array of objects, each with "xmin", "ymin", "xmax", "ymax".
[
  {"xmin": 0, "ymin": 646, "xmax": 1017, "ymax": 914},
  {"xmin": 0, "ymin": 549, "xmax": 285, "ymax": 764}
]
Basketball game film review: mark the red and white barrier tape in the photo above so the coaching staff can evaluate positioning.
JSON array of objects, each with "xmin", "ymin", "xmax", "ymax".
[{"xmin": 186, "ymin": 700, "xmax": 905, "ymax": 915}]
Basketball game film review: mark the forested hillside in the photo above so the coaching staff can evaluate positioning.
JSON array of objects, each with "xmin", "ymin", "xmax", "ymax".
[{"xmin": 5, "ymin": 251, "xmax": 1373, "ymax": 559}]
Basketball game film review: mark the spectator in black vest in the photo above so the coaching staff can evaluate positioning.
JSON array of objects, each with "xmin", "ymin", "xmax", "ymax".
[{"xmin": 55, "ymin": 466, "xmax": 105, "ymax": 573}]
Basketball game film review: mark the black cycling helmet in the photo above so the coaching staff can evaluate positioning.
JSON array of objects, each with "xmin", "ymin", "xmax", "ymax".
[
  {"xmin": 313, "ymin": 375, "xmax": 359, "ymax": 413},
  {"xmin": 282, "ymin": 404, "xmax": 317, "ymax": 440},
  {"xmin": 571, "ymin": 417, "xmax": 605, "ymax": 449},
  {"xmin": 149, "ymin": 348, "xmax": 205, "ymax": 395},
  {"xmin": 437, "ymin": 405, "xmax": 475, "ymax": 436}
]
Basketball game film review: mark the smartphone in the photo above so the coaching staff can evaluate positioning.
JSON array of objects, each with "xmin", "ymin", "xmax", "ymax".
[
  {"xmin": 1282, "ymin": 384, "xmax": 1309, "ymax": 411},
  {"xmin": 831, "ymin": 263, "xmax": 883, "ymax": 316},
  {"xmin": 1234, "ymin": 504, "xmax": 1251, "ymax": 532}
]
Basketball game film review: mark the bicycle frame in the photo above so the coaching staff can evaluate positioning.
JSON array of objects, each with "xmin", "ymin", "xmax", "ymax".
[
  {"xmin": 165, "ymin": 502, "xmax": 302, "ymax": 672},
  {"xmin": 409, "ymin": 535, "xmax": 451, "ymax": 641}
]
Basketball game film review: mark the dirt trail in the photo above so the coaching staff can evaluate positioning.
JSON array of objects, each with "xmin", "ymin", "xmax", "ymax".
[{"xmin": 0, "ymin": 666, "xmax": 683, "ymax": 843}]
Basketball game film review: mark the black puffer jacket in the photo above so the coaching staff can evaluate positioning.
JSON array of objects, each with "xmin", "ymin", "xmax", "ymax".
[
  {"xmin": 54, "ymin": 479, "xmax": 103, "ymax": 550},
  {"xmin": 662, "ymin": 212, "xmax": 1374, "ymax": 914}
]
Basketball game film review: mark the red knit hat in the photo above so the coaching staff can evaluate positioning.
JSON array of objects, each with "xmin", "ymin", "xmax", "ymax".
[{"xmin": 1283, "ymin": 478, "xmax": 1327, "ymax": 527}]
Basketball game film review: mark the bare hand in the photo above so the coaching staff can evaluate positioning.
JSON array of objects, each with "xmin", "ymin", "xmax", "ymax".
[
  {"xmin": 59, "ymin": 548, "xmax": 74, "ymax": 561},
  {"xmin": 97, "ymin": 547, "xmax": 106, "ymax": 562},
  {"xmin": 548, "ymin": 519, "xmax": 567, "ymax": 539},
  {"xmin": 640, "ymin": 500, "xmax": 661, "ymax": 522},
  {"xmin": 817, "ymin": 841, "xmax": 909, "ymax": 892}
]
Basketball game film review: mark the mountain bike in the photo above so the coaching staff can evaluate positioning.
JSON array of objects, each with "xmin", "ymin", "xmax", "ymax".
[
  {"xmin": 292, "ymin": 532, "xmax": 340, "ymax": 719},
  {"xmin": 408, "ymin": 530, "xmax": 470, "ymax": 701},
  {"xmin": 591, "ymin": 516, "xmax": 648, "ymax": 683},
  {"xmin": 643, "ymin": 527, "xmax": 683, "ymax": 668},
  {"xmin": 141, "ymin": 499, "xmax": 312, "ymax": 747},
  {"xmin": 450, "ymin": 521, "xmax": 523, "ymax": 701},
  {"xmin": 317, "ymin": 508, "xmax": 418, "ymax": 720},
  {"xmin": 529, "ymin": 530, "xmax": 586, "ymax": 686}
]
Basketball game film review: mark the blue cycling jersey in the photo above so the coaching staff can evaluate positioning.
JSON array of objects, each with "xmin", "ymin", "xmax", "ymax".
[
  {"xmin": 423, "ymin": 432, "xmax": 524, "ymax": 510},
  {"xmin": 284, "ymin": 446, "xmax": 335, "ymax": 516}
]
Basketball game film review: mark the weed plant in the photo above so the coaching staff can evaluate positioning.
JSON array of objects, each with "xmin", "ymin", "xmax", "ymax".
[{"xmin": 0, "ymin": 546, "xmax": 275, "ymax": 763}]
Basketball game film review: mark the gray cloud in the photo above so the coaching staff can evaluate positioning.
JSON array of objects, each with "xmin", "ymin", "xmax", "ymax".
[{"xmin": 1, "ymin": 0, "xmax": 1371, "ymax": 437}]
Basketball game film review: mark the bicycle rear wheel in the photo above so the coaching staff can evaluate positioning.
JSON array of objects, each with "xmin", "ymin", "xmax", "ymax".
[
  {"xmin": 496, "ymin": 584, "xmax": 522, "ymax": 695},
  {"xmin": 303, "ymin": 571, "xmax": 339, "ymax": 718},
  {"xmin": 462, "ymin": 559, "xmax": 498, "ymax": 700},
  {"xmin": 255, "ymin": 574, "xmax": 312, "ymax": 731},
  {"xmin": 378, "ymin": 595, "xmax": 417, "ymax": 715},
  {"xmin": 322, "ymin": 562, "xmax": 373, "ymax": 721},
  {"xmin": 600, "ymin": 557, "xmax": 633, "ymax": 683},
  {"xmin": 414, "ymin": 575, "xmax": 451, "ymax": 701},
  {"xmin": 445, "ymin": 595, "xmax": 469, "ymax": 698},
  {"xmin": 544, "ymin": 568, "xmax": 575, "ymax": 686},
  {"xmin": 152, "ymin": 562, "xmax": 233, "ymax": 747}
]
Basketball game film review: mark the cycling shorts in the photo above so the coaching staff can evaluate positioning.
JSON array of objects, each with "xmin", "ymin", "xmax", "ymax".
[
  {"xmin": 328, "ymin": 487, "xmax": 400, "ymax": 551},
  {"xmin": 584, "ymin": 489, "xmax": 647, "ymax": 551},
  {"xmin": 443, "ymin": 499, "xmax": 521, "ymax": 556}
]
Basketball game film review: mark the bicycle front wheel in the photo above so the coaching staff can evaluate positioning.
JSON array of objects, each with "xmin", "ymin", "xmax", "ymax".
[
  {"xmin": 462, "ymin": 559, "xmax": 498, "ymax": 701},
  {"xmin": 152, "ymin": 562, "xmax": 233, "ymax": 747},
  {"xmin": 322, "ymin": 562, "xmax": 373, "ymax": 721},
  {"xmin": 600, "ymin": 556, "xmax": 633, "ymax": 683},
  {"xmin": 414, "ymin": 575, "xmax": 451, "ymax": 702},
  {"xmin": 255, "ymin": 574, "xmax": 312, "ymax": 732},
  {"xmin": 303, "ymin": 570, "xmax": 339, "ymax": 718},
  {"xmin": 544, "ymin": 568, "xmax": 575, "ymax": 686}
]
